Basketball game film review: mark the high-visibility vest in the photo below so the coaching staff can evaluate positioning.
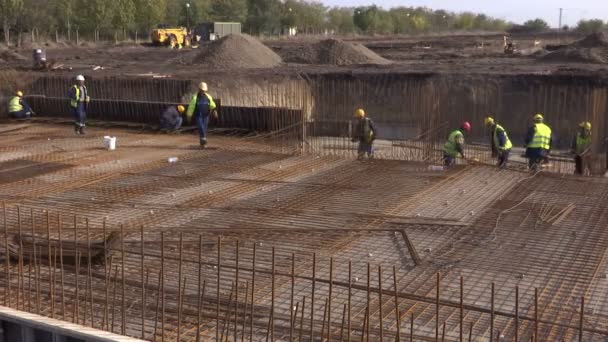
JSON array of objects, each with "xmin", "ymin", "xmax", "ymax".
[
  {"xmin": 493, "ymin": 124, "xmax": 512, "ymax": 151},
  {"xmin": 186, "ymin": 92, "xmax": 216, "ymax": 120},
  {"xmin": 576, "ymin": 133, "xmax": 592, "ymax": 155},
  {"xmin": 527, "ymin": 123, "xmax": 551, "ymax": 150},
  {"xmin": 360, "ymin": 118, "xmax": 374, "ymax": 143},
  {"xmin": 443, "ymin": 129, "xmax": 464, "ymax": 157},
  {"xmin": 8, "ymin": 96, "xmax": 23, "ymax": 113},
  {"xmin": 70, "ymin": 85, "xmax": 90, "ymax": 108}
]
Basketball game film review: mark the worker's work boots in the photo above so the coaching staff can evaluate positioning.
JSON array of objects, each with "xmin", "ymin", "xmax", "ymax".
[
  {"xmin": 79, "ymin": 126, "xmax": 86, "ymax": 135},
  {"xmin": 200, "ymin": 138, "xmax": 207, "ymax": 148}
]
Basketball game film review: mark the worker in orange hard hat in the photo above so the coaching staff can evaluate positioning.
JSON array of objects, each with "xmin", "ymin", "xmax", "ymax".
[
  {"xmin": 352, "ymin": 108, "xmax": 377, "ymax": 159},
  {"xmin": 571, "ymin": 121, "xmax": 592, "ymax": 175},
  {"xmin": 8, "ymin": 90, "xmax": 34, "ymax": 119},
  {"xmin": 160, "ymin": 104, "xmax": 186, "ymax": 132},
  {"xmin": 443, "ymin": 121, "xmax": 471, "ymax": 168}
]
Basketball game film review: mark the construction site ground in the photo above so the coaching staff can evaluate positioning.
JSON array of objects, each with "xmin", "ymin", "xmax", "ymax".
[{"xmin": 0, "ymin": 121, "xmax": 608, "ymax": 340}]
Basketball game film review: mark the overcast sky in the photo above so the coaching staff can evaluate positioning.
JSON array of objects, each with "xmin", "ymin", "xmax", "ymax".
[{"xmin": 321, "ymin": 0, "xmax": 608, "ymax": 27}]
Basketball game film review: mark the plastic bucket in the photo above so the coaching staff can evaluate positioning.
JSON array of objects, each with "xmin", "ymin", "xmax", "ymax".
[{"xmin": 103, "ymin": 136, "xmax": 117, "ymax": 151}]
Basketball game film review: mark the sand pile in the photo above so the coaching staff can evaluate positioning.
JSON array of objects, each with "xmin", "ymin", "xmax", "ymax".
[
  {"xmin": 540, "ymin": 33, "xmax": 608, "ymax": 64},
  {"xmin": 280, "ymin": 39, "xmax": 389, "ymax": 66},
  {"xmin": 194, "ymin": 34, "xmax": 282, "ymax": 69}
]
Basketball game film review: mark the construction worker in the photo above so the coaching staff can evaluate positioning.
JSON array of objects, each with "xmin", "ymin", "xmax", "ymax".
[
  {"xmin": 443, "ymin": 121, "xmax": 471, "ymax": 168},
  {"xmin": 186, "ymin": 82, "xmax": 217, "ymax": 147},
  {"xmin": 524, "ymin": 114, "xmax": 552, "ymax": 171},
  {"xmin": 351, "ymin": 108, "xmax": 377, "ymax": 159},
  {"xmin": 68, "ymin": 75, "xmax": 90, "ymax": 134},
  {"xmin": 484, "ymin": 117, "xmax": 512, "ymax": 168},
  {"xmin": 571, "ymin": 121, "xmax": 592, "ymax": 175},
  {"xmin": 8, "ymin": 90, "xmax": 34, "ymax": 119},
  {"xmin": 160, "ymin": 105, "xmax": 186, "ymax": 132}
]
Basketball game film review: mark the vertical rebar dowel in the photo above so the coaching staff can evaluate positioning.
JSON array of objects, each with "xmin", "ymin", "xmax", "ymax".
[
  {"xmin": 46, "ymin": 211, "xmax": 52, "ymax": 317},
  {"xmin": 197, "ymin": 235, "xmax": 203, "ymax": 342},
  {"xmin": 378, "ymin": 265, "xmax": 384, "ymax": 342},
  {"xmin": 112, "ymin": 266, "xmax": 119, "ymax": 333},
  {"xmin": 120, "ymin": 225, "xmax": 126, "ymax": 335},
  {"xmin": 102, "ymin": 219, "xmax": 107, "ymax": 329},
  {"xmin": 442, "ymin": 322, "xmax": 446, "ymax": 342},
  {"xmin": 153, "ymin": 270, "xmax": 162, "ymax": 342},
  {"xmin": 271, "ymin": 247, "xmax": 276, "ymax": 342},
  {"xmin": 86, "ymin": 219, "xmax": 93, "ymax": 327},
  {"xmin": 161, "ymin": 232, "xmax": 165, "ymax": 342},
  {"xmin": 310, "ymin": 253, "xmax": 316, "ymax": 341},
  {"xmin": 141, "ymin": 226, "xmax": 145, "ymax": 338},
  {"xmin": 299, "ymin": 296, "xmax": 306, "ymax": 342},
  {"xmin": 59, "ymin": 214, "xmax": 65, "ymax": 320},
  {"xmin": 3, "ymin": 203, "xmax": 9, "ymax": 308},
  {"xmin": 178, "ymin": 277, "xmax": 186, "ymax": 342},
  {"xmin": 491, "ymin": 282, "xmax": 495, "ymax": 342},
  {"xmin": 340, "ymin": 303, "xmax": 347, "ymax": 341},
  {"xmin": 51, "ymin": 247, "xmax": 56, "ymax": 319},
  {"xmin": 515, "ymin": 286, "xmax": 519, "ymax": 342},
  {"xmin": 290, "ymin": 253, "xmax": 295, "ymax": 341},
  {"xmin": 74, "ymin": 250, "xmax": 80, "ymax": 324},
  {"xmin": 235, "ymin": 241, "xmax": 240, "ymax": 342},
  {"xmin": 436, "ymin": 272, "xmax": 440, "ymax": 342},
  {"xmin": 142, "ymin": 268, "xmax": 149, "ymax": 340},
  {"xmin": 241, "ymin": 280, "xmax": 249, "ymax": 342},
  {"xmin": 460, "ymin": 276, "xmax": 464, "ymax": 342},
  {"xmin": 177, "ymin": 233, "xmax": 183, "ymax": 341},
  {"xmin": 250, "ymin": 243, "xmax": 256, "ymax": 342},
  {"xmin": 393, "ymin": 266, "xmax": 401, "ymax": 342},
  {"xmin": 320, "ymin": 298, "xmax": 329, "ymax": 341},
  {"xmin": 328, "ymin": 257, "xmax": 333, "ymax": 340},
  {"xmin": 348, "ymin": 260, "xmax": 352, "ymax": 342},
  {"xmin": 534, "ymin": 288, "xmax": 538, "ymax": 341},
  {"xmin": 410, "ymin": 313, "xmax": 414, "ymax": 342},
  {"xmin": 469, "ymin": 322, "xmax": 473, "ymax": 342},
  {"xmin": 217, "ymin": 236, "xmax": 221, "ymax": 342},
  {"xmin": 17, "ymin": 206, "xmax": 22, "ymax": 311},
  {"xmin": 579, "ymin": 296, "xmax": 584, "ymax": 342},
  {"xmin": 222, "ymin": 281, "xmax": 236, "ymax": 342}
]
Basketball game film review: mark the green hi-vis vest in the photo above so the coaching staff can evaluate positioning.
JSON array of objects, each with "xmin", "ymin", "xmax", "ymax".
[
  {"xmin": 362, "ymin": 118, "xmax": 374, "ymax": 143},
  {"xmin": 70, "ymin": 85, "xmax": 90, "ymax": 108},
  {"xmin": 576, "ymin": 133, "xmax": 592, "ymax": 155},
  {"xmin": 528, "ymin": 123, "xmax": 551, "ymax": 150},
  {"xmin": 493, "ymin": 124, "xmax": 512, "ymax": 151},
  {"xmin": 8, "ymin": 96, "xmax": 23, "ymax": 112},
  {"xmin": 443, "ymin": 129, "xmax": 464, "ymax": 157},
  {"xmin": 186, "ymin": 92, "xmax": 217, "ymax": 120}
]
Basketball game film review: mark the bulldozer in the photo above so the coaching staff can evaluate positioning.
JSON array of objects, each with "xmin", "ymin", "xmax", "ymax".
[{"xmin": 151, "ymin": 25, "xmax": 191, "ymax": 48}]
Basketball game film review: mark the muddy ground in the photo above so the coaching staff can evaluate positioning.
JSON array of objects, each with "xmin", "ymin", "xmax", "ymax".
[{"xmin": 2, "ymin": 32, "xmax": 608, "ymax": 79}]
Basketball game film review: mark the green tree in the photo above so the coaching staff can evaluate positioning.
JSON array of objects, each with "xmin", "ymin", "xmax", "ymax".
[
  {"xmin": 453, "ymin": 12, "xmax": 475, "ymax": 30},
  {"xmin": 113, "ymin": 0, "xmax": 137, "ymax": 32},
  {"xmin": 327, "ymin": 7, "xmax": 355, "ymax": 34},
  {"xmin": 522, "ymin": 18, "xmax": 549, "ymax": 32},
  {"xmin": 353, "ymin": 6, "xmax": 378, "ymax": 33},
  {"xmin": 291, "ymin": 1, "xmax": 326, "ymax": 34},
  {"xmin": 134, "ymin": 0, "xmax": 167, "ymax": 32},
  {"xmin": 210, "ymin": 0, "xmax": 248, "ymax": 23},
  {"xmin": 575, "ymin": 19, "xmax": 605, "ymax": 34},
  {"xmin": 246, "ymin": 0, "xmax": 281, "ymax": 34},
  {"xmin": 0, "ymin": 0, "xmax": 24, "ymax": 45}
]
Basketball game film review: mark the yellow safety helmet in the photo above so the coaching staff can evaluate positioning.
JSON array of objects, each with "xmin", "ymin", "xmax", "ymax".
[
  {"xmin": 580, "ymin": 121, "xmax": 591, "ymax": 131},
  {"xmin": 533, "ymin": 113, "xmax": 544, "ymax": 122},
  {"xmin": 177, "ymin": 105, "xmax": 185, "ymax": 114},
  {"xmin": 354, "ymin": 108, "xmax": 365, "ymax": 118},
  {"xmin": 16, "ymin": 90, "xmax": 23, "ymax": 97},
  {"xmin": 484, "ymin": 116, "xmax": 495, "ymax": 126}
]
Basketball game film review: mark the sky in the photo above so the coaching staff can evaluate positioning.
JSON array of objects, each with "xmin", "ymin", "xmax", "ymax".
[{"xmin": 320, "ymin": 0, "xmax": 608, "ymax": 27}]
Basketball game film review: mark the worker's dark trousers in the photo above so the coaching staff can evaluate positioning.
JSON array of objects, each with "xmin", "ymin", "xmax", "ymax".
[
  {"xmin": 161, "ymin": 116, "xmax": 183, "ymax": 131},
  {"xmin": 195, "ymin": 114, "xmax": 209, "ymax": 142},
  {"xmin": 9, "ymin": 109, "xmax": 31, "ymax": 119},
  {"xmin": 357, "ymin": 141, "xmax": 373, "ymax": 158},
  {"xmin": 574, "ymin": 155, "xmax": 591, "ymax": 175},
  {"xmin": 497, "ymin": 150, "xmax": 510, "ymax": 168},
  {"xmin": 72, "ymin": 103, "xmax": 87, "ymax": 127},
  {"xmin": 443, "ymin": 154, "xmax": 456, "ymax": 168},
  {"xmin": 526, "ymin": 148, "xmax": 546, "ymax": 170}
]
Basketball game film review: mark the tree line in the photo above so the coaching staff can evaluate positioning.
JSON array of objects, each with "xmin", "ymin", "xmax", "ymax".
[{"xmin": 1, "ymin": 0, "xmax": 607, "ymax": 45}]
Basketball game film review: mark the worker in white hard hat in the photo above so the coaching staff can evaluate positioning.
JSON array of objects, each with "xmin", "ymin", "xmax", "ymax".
[
  {"xmin": 351, "ymin": 108, "xmax": 377, "ymax": 159},
  {"xmin": 8, "ymin": 90, "xmax": 34, "ymax": 119},
  {"xmin": 160, "ymin": 105, "xmax": 186, "ymax": 132},
  {"xmin": 524, "ymin": 113, "xmax": 552, "ymax": 172},
  {"xmin": 68, "ymin": 75, "xmax": 90, "ymax": 134},
  {"xmin": 186, "ymin": 82, "xmax": 217, "ymax": 147}
]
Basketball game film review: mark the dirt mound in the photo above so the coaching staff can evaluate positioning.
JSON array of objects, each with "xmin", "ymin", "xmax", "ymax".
[
  {"xmin": 572, "ymin": 32, "xmax": 608, "ymax": 48},
  {"xmin": 278, "ymin": 39, "xmax": 389, "ymax": 66},
  {"xmin": 194, "ymin": 34, "xmax": 282, "ymax": 69},
  {"xmin": 0, "ymin": 49, "xmax": 28, "ymax": 62}
]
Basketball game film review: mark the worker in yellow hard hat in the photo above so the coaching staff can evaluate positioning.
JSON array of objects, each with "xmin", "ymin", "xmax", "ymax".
[
  {"xmin": 7, "ymin": 90, "xmax": 34, "ymax": 119},
  {"xmin": 524, "ymin": 113, "xmax": 552, "ymax": 171},
  {"xmin": 484, "ymin": 116, "xmax": 512, "ymax": 168},
  {"xmin": 160, "ymin": 104, "xmax": 186, "ymax": 132},
  {"xmin": 571, "ymin": 121, "xmax": 592, "ymax": 175},
  {"xmin": 351, "ymin": 108, "xmax": 377, "ymax": 159},
  {"xmin": 186, "ymin": 82, "xmax": 217, "ymax": 148}
]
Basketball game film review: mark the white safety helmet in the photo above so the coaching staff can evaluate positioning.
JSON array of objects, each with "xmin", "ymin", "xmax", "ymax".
[
  {"xmin": 198, "ymin": 82, "xmax": 208, "ymax": 92},
  {"xmin": 76, "ymin": 75, "xmax": 85, "ymax": 81}
]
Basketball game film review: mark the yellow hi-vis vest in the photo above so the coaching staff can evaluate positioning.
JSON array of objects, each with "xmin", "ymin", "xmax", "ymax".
[
  {"xmin": 443, "ymin": 129, "xmax": 464, "ymax": 157},
  {"xmin": 528, "ymin": 123, "xmax": 551, "ymax": 150},
  {"xmin": 576, "ymin": 133, "xmax": 592, "ymax": 155},
  {"xmin": 8, "ymin": 96, "xmax": 23, "ymax": 113},
  {"xmin": 493, "ymin": 124, "xmax": 512, "ymax": 151},
  {"xmin": 70, "ymin": 85, "xmax": 90, "ymax": 108}
]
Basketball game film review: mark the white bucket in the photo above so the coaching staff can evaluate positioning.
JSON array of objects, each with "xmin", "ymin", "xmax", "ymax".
[{"xmin": 103, "ymin": 136, "xmax": 117, "ymax": 151}]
